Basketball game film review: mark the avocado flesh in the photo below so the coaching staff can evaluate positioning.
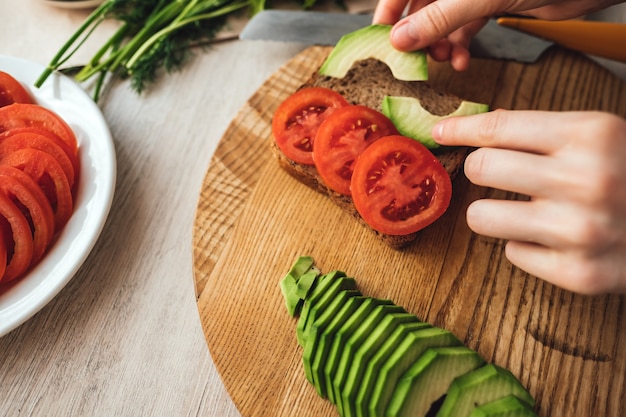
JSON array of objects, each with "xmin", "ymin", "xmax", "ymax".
[
  {"xmin": 319, "ymin": 25, "xmax": 428, "ymax": 81},
  {"xmin": 332, "ymin": 304, "xmax": 407, "ymax": 413},
  {"xmin": 369, "ymin": 327, "xmax": 463, "ymax": 417},
  {"xmin": 436, "ymin": 364, "xmax": 536, "ymax": 417},
  {"xmin": 339, "ymin": 312, "xmax": 420, "ymax": 417},
  {"xmin": 385, "ymin": 346, "xmax": 486, "ymax": 417},
  {"xmin": 309, "ymin": 296, "xmax": 368, "ymax": 398},
  {"xmin": 469, "ymin": 395, "xmax": 538, "ymax": 417},
  {"xmin": 324, "ymin": 298, "xmax": 394, "ymax": 404},
  {"xmin": 355, "ymin": 321, "xmax": 433, "ymax": 417},
  {"xmin": 280, "ymin": 256, "xmax": 321, "ymax": 317},
  {"xmin": 382, "ymin": 96, "xmax": 489, "ymax": 149},
  {"xmin": 280, "ymin": 272, "xmax": 304, "ymax": 317},
  {"xmin": 303, "ymin": 289, "xmax": 361, "ymax": 386},
  {"xmin": 297, "ymin": 271, "xmax": 352, "ymax": 346},
  {"xmin": 296, "ymin": 270, "xmax": 320, "ymax": 299}
]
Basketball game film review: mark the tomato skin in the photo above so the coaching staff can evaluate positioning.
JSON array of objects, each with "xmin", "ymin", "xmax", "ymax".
[
  {"xmin": 350, "ymin": 135, "xmax": 452, "ymax": 236},
  {"xmin": 313, "ymin": 105, "xmax": 399, "ymax": 196},
  {"xmin": 0, "ymin": 148, "xmax": 73, "ymax": 231},
  {"xmin": 0, "ymin": 103, "xmax": 78, "ymax": 154},
  {"xmin": 0, "ymin": 166, "xmax": 55, "ymax": 265},
  {"xmin": 0, "ymin": 128, "xmax": 78, "ymax": 188},
  {"xmin": 0, "ymin": 191, "xmax": 34, "ymax": 283},
  {"xmin": 272, "ymin": 87, "xmax": 349, "ymax": 165},
  {"xmin": 0, "ymin": 71, "xmax": 33, "ymax": 108}
]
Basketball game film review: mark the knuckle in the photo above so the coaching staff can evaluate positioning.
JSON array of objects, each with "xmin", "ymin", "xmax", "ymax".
[
  {"xmin": 475, "ymin": 109, "xmax": 508, "ymax": 146},
  {"xmin": 421, "ymin": 3, "xmax": 453, "ymax": 38}
]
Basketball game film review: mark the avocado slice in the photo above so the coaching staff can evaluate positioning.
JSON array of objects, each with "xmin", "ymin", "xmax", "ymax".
[
  {"xmin": 334, "ymin": 305, "xmax": 417, "ymax": 417},
  {"xmin": 309, "ymin": 295, "xmax": 368, "ymax": 398},
  {"xmin": 319, "ymin": 25, "xmax": 428, "ymax": 81},
  {"xmin": 469, "ymin": 395, "xmax": 538, "ymax": 417},
  {"xmin": 280, "ymin": 272, "xmax": 304, "ymax": 317},
  {"xmin": 302, "ymin": 289, "xmax": 361, "ymax": 386},
  {"xmin": 368, "ymin": 327, "xmax": 463, "ymax": 417},
  {"xmin": 296, "ymin": 270, "xmax": 352, "ymax": 346},
  {"xmin": 338, "ymin": 312, "xmax": 420, "ymax": 417},
  {"xmin": 354, "ymin": 321, "xmax": 433, "ymax": 417},
  {"xmin": 324, "ymin": 298, "xmax": 395, "ymax": 404},
  {"xmin": 280, "ymin": 256, "xmax": 321, "ymax": 317},
  {"xmin": 436, "ymin": 364, "xmax": 536, "ymax": 417},
  {"xmin": 381, "ymin": 96, "xmax": 489, "ymax": 149},
  {"xmin": 386, "ymin": 346, "xmax": 486, "ymax": 417}
]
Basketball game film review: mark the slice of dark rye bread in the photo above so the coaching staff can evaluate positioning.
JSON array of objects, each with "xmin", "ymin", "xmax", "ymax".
[{"xmin": 270, "ymin": 58, "xmax": 471, "ymax": 249}]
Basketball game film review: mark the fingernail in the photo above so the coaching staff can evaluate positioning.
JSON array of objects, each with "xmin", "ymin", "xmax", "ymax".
[{"xmin": 432, "ymin": 121, "xmax": 446, "ymax": 143}]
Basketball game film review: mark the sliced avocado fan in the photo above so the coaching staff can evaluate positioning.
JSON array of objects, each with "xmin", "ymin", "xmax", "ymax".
[{"xmin": 280, "ymin": 256, "xmax": 539, "ymax": 417}]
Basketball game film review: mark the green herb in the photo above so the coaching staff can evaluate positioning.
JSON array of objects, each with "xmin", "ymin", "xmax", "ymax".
[{"xmin": 35, "ymin": 0, "xmax": 323, "ymax": 102}]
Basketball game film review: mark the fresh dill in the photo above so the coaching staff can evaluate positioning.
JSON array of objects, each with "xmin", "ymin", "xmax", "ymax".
[{"xmin": 35, "ymin": 0, "xmax": 322, "ymax": 101}]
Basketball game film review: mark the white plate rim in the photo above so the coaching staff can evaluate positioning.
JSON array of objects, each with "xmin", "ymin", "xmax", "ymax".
[{"xmin": 0, "ymin": 55, "xmax": 116, "ymax": 337}]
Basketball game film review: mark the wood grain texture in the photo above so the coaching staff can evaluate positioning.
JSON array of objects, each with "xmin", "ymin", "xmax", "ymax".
[{"xmin": 192, "ymin": 46, "xmax": 626, "ymax": 417}]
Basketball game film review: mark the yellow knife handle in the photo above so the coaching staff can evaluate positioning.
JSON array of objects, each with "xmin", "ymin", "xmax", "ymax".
[{"xmin": 497, "ymin": 17, "xmax": 626, "ymax": 63}]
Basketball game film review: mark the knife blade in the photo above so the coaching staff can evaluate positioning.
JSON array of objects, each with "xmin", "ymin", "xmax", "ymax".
[{"xmin": 240, "ymin": 10, "xmax": 553, "ymax": 63}]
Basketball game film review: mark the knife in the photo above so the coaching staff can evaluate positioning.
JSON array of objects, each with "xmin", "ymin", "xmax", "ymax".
[{"xmin": 240, "ymin": 10, "xmax": 624, "ymax": 64}]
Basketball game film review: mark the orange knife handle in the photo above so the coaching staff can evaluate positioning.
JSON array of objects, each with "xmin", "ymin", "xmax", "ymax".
[{"xmin": 497, "ymin": 17, "xmax": 626, "ymax": 63}]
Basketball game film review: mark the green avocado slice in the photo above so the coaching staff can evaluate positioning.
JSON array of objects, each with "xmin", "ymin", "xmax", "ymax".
[
  {"xmin": 302, "ymin": 289, "xmax": 361, "ymax": 387},
  {"xmin": 381, "ymin": 96, "xmax": 489, "ymax": 149},
  {"xmin": 332, "ymin": 304, "xmax": 408, "ymax": 415},
  {"xmin": 319, "ymin": 25, "xmax": 428, "ymax": 81},
  {"xmin": 296, "ymin": 270, "xmax": 353, "ymax": 346},
  {"xmin": 309, "ymin": 295, "xmax": 368, "ymax": 398},
  {"xmin": 368, "ymin": 327, "xmax": 463, "ymax": 417},
  {"xmin": 324, "ymin": 298, "xmax": 395, "ymax": 404},
  {"xmin": 469, "ymin": 395, "xmax": 539, "ymax": 417},
  {"xmin": 354, "ymin": 321, "xmax": 433, "ymax": 417},
  {"xmin": 436, "ymin": 364, "xmax": 536, "ymax": 417},
  {"xmin": 386, "ymin": 346, "xmax": 486, "ymax": 417}
]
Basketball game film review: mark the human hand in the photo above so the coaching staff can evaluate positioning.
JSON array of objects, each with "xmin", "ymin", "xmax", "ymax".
[
  {"xmin": 432, "ymin": 110, "xmax": 626, "ymax": 294},
  {"xmin": 373, "ymin": 0, "xmax": 623, "ymax": 71}
]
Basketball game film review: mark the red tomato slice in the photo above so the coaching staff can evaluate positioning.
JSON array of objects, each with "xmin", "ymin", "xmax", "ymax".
[
  {"xmin": 0, "ymin": 191, "xmax": 34, "ymax": 283},
  {"xmin": 0, "ymin": 103, "xmax": 78, "ymax": 155},
  {"xmin": 313, "ymin": 105, "xmax": 399, "ymax": 196},
  {"xmin": 0, "ymin": 127, "xmax": 80, "ymax": 188},
  {"xmin": 272, "ymin": 87, "xmax": 349, "ymax": 165},
  {"xmin": 0, "ymin": 71, "xmax": 33, "ymax": 108},
  {"xmin": 350, "ymin": 135, "xmax": 452, "ymax": 236},
  {"xmin": 0, "ymin": 166, "xmax": 55, "ymax": 264},
  {"xmin": 0, "ymin": 128, "xmax": 77, "ymax": 188},
  {"xmin": 1, "ymin": 148, "xmax": 73, "ymax": 231}
]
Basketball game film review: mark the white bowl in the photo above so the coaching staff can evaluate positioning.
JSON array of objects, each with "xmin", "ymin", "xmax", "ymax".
[{"xmin": 0, "ymin": 55, "xmax": 116, "ymax": 336}]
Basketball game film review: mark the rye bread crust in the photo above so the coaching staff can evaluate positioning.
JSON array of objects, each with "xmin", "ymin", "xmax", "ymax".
[{"xmin": 272, "ymin": 59, "xmax": 470, "ymax": 249}]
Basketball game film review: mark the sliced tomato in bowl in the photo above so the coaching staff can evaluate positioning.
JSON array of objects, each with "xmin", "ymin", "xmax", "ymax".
[
  {"xmin": 0, "ymin": 103, "xmax": 78, "ymax": 155},
  {"xmin": 0, "ymin": 166, "xmax": 55, "ymax": 265},
  {"xmin": 313, "ymin": 105, "xmax": 399, "ymax": 196},
  {"xmin": 272, "ymin": 87, "xmax": 349, "ymax": 165},
  {"xmin": 350, "ymin": 135, "xmax": 452, "ymax": 236},
  {"xmin": 0, "ymin": 71, "xmax": 33, "ymax": 108},
  {"xmin": 0, "ymin": 148, "xmax": 74, "ymax": 231},
  {"xmin": 0, "ymin": 191, "xmax": 34, "ymax": 283},
  {"xmin": 0, "ymin": 128, "xmax": 78, "ymax": 189}
]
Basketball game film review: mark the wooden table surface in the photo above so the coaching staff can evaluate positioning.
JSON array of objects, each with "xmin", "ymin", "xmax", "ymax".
[{"xmin": 1, "ymin": 1, "xmax": 625, "ymax": 417}]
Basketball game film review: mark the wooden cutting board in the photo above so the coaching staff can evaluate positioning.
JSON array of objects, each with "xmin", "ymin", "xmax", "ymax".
[{"xmin": 192, "ymin": 45, "xmax": 626, "ymax": 417}]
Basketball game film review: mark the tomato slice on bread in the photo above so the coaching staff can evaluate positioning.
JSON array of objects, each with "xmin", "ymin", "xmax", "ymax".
[
  {"xmin": 0, "ymin": 103, "xmax": 78, "ymax": 154},
  {"xmin": 350, "ymin": 135, "xmax": 452, "ymax": 236},
  {"xmin": 0, "ymin": 71, "xmax": 33, "ymax": 108},
  {"xmin": 272, "ymin": 87, "xmax": 349, "ymax": 165},
  {"xmin": 313, "ymin": 105, "xmax": 399, "ymax": 196}
]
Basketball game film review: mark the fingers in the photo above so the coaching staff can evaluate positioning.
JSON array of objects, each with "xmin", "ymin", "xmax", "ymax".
[
  {"xmin": 389, "ymin": 0, "xmax": 495, "ymax": 51},
  {"xmin": 433, "ymin": 109, "xmax": 574, "ymax": 154}
]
